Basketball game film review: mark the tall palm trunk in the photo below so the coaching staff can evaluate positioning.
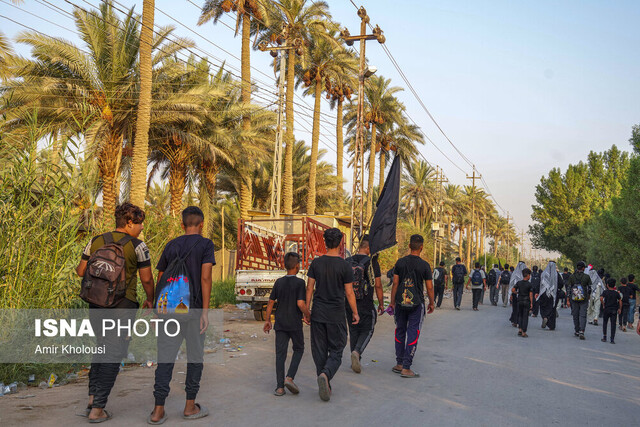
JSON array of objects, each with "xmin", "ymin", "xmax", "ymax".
[
  {"xmin": 379, "ymin": 151, "xmax": 385, "ymax": 190},
  {"xmin": 199, "ymin": 178, "xmax": 210, "ymax": 239},
  {"xmin": 458, "ymin": 224, "xmax": 463, "ymax": 260},
  {"xmin": 465, "ymin": 225, "xmax": 472, "ymax": 270},
  {"xmin": 336, "ymin": 99, "xmax": 344, "ymax": 194},
  {"xmin": 203, "ymin": 164, "xmax": 219, "ymax": 239},
  {"xmin": 241, "ymin": 14, "xmax": 251, "ymax": 130},
  {"xmin": 306, "ymin": 78, "xmax": 322, "ymax": 215},
  {"xmin": 366, "ymin": 123, "xmax": 377, "ymax": 222},
  {"xmin": 130, "ymin": 0, "xmax": 154, "ymax": 208},
  {"xmin": 283, "ymin": 50, "xmax": 295, "ymax": 214},
  {"xmin": 239, "ymin": 13, "xmax": 252, "ymax": 219},
  {"xmin": 169, "ymin": 163, "xmax": 186, "ymax": 217},
  {"xmin": 480, "ymin": 223, "xmax": 485, "ymax": 260},
  {"xmin": 494, "ymin": 238, "xmax": 499, "ymax": 257},
  {"xmin": 99, "ymin": 133, "xmax": 123, "ymax": 228},
  {"xmin": 239, "ymin": 177, "xmax": 253, "ymax": 219}
]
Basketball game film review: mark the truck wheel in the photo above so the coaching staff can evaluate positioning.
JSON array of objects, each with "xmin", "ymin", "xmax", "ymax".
[{"xmin": 254, "ymin": 309, "xmax": 264, "ymax": 321}]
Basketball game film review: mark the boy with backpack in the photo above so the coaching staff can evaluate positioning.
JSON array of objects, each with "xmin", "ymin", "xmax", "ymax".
[
  {"xmin": 306, "ymin": 228, "xmax": 358, "ymax": 402},
  {"xmin": 567, "ymin": 261, "xmax": 593, "ymax": 340},
  {"xmin": 618, "ymin": 277, "xmax": 632, "ymax": 332},
  {"xmin": 76, "ymin": 203, "xmax": 155, "ymax": 423},
  {"xmin": 390, "ymin": 235, "xmax": 435, "ymax": 378},
  {"xmin": 600, "ymin": 278, "xmax": 621, "ymax": 344},
  {"xmin": 513, "ymin": 268, "xmax": 533, "ymax": 338},
  {"xmin": 451, "ymin": 257, "xmax": 467, "ymax": 310},
  {"xmin": 149, "ymin": 206, "xmax": 215, "ymax": 424},
  {"xmin": 488, "ymin": 264, "xmax": 500, "ymax": 306},
  {"xmin": 466, "ymin": 262, "xmax": 486, "ymax": 311},
  {"xmin": 344, "ymin": 236, "xmax": 383, "ymax": 373},
  {"xmin": 263, "ymin": 252, "xmax": 309, "ymax": 396},
  {"xmin": 499, "ymin": 264, "xmax": 512, "ymax": 307},
  {"xmin": 433, "ymin": 261, "xmax": 448, "ymax": 308}
]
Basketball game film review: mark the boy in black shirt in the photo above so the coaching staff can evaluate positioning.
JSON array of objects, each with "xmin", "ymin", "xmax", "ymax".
[
  {"xmin": 600, "ymin": 278, "xmax": 621, "ymax": 343},
  {"xmin": 264, "ymin": 252, "xmax": 309, "ymax": 396},
  {"xmin": 618, "ymin": 277, "xmax": 632, "ymax": 331},
  {"xmin": 433, "ymin": 261, "xmax": 448, "ymax": 308},
  {"xmin": 150, "ymin": 206, "xmax": 215, "ymax": 423},
  {"xmin": 345, "ymin": 236, "xmax": 383, "ymax": 374},
  {"xmin": 514, "ymin": 268, "xmax": 533, "ymax": 338},
  {"xmin": 390, "ymin": 235, "xmax": 435, "ymax": 378},
  {"xmin": 451, "ymin": 257, "xmax": 467, "ymax": 310},
  {"xmin": 627, "ymin": 274, "xmax": 638, "ymax": 327},
  {"xmin": 306, "ymin": 228, "xmax": 358, "ymax": 402}
]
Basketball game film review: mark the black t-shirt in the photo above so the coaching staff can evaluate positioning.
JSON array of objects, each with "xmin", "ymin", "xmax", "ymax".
[
  {"xmin": 451, "ymin": 264, "xmax": 468, "ymax": 285},
  {"xmin": 601, "ymin": 289, "xmax": 621, "ymax": 310},
  {"xmin": 269, "ymin": 276, "xmax": 306, "ymax": 331},
  {"xmin": 627, "ymin": 282, "xmax": 639, "ymax": 300},
  {"xmin": 433, "ymin": 267, "xmax": 447, "ymax": 286},
  {"xmin": 308, "ymin": 255, "xmax": 355, "ymax": 323},
  {"xmin": 514, "ymin": 280, "xmax": 533, "ymax": 302},
  {"xmin": 156, "ymin": 234, "xmax": 216, "ymax": 309},
  {"xmin": 618, "ymin": 285, "xmax": 632, "ymax": 306},
  {"xmin": 394, "ymin": 255, "xmax": 432, "ymax": 304},
  {"xmin": 346, "ymin": 254, "xmax": 382, "ymax": 314}
]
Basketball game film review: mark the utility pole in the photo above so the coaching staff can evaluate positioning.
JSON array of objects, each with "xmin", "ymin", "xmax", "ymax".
[
  {"xmin": 259, "ymin": 29, "xmax": 303, "ymax": 219},
  {"xmin": 520, "ymin": 230, "xmax": 525, "ymax": 263},
  {"xmin": 341, "ymin": 7, "xmax": 385, "ymax": 253},
  {"xmin": 483, "ymin": 215, "xmax": 487, "ymax": 270},
  {"xmin": 433, "ymin": 167, "xmax": 447, "ymax": 265},
  {"xmin": 466, "ymin": 167, "xmax": 480, "ymax": 270},
  {"xmin": 221, "ymin": 205, "xmax": 225, "ymax": 280}
]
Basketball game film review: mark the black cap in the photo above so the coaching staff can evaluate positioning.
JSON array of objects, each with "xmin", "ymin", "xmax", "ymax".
[{"xmin": 577, "ymin": 261, "xmax": 586, "ymax": 269}]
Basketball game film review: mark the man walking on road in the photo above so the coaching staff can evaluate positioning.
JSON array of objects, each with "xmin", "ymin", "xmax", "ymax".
[
  {"xmin": 499, "ymin": 264, "xmax": 512, "ymax": 307},
  {"xmin": 514, "ymin": 268, "xmax": 533, "ymax": 337},
  {"xmin": 433, "ymin": 261, "xmax": 448, "ymax": 308},
  {"xmin": 451, "ymin": 257, "xmax": 467, "ymax": 310},
  {"xmin": 466, "ymin": 262, "xmax": 486, "ymax": 311},
  {"xmin": 306, "ymin": 228, "xmax": 359, "ymax": 401},
  {"xmin": 488, "ymin": 264, "xmax": 500, "ymax": 306},
  {"xmin": 567, "ymin": 261, "xmax": 593, "ymax": 340},
  {"xmin": 345, "ymin": 236, "xmax": 384, "ymax": 374},
  {"xmin": 390, "ymin": 235, "xmax": 435, "ymax": 378},
  {"xmin": 530, "ymin": 266, "xmax": 541, "ymax": 317},
  {"xmin": 627, "ymin": 274, "xmax": 638, "ymax": 327}
]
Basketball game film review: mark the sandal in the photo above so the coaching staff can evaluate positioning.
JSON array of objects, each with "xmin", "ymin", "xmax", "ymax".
[
  {"xmin": 273, "ymin": 388, "xmax": 285, "ymax": 396},
  {"xmin": 391, "ymin": 366, "xmax": 402, "ymax": 374},
  {"xmin": 183, "ymin": 403, "xmax": 209, "ymax": 420},
  {"xmin": 89, "ymin": 409, "xmax": 112, "ymax": 424},
  {"xmin": 400, "ymin": 371, "xmax": 420, "ymax": 378},
  {"xmin": 147, "ymin": 411, "xmax": 168, "ymax": 425}
]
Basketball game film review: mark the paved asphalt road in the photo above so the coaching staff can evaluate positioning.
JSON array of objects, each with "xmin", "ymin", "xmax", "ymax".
[{"xmin": 1, "ymin": 292, "xmax": 639, "ymax": 426}]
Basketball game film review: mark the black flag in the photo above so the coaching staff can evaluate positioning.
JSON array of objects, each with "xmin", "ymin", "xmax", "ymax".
[{"xmin": 369, "ymin": 155, "xmax": 401, "ymax": 255}]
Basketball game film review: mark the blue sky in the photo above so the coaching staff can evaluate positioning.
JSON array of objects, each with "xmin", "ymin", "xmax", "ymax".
[{"xmin": 2, "ymin": 0, "xmax": 639, "ymax": 257}]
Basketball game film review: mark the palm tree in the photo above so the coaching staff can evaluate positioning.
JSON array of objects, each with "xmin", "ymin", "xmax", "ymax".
[
  {"xmin": 401, "ymin": 161, "xmax": 437, "ymax": 229},
  {"xmin": 129, "ymin": 0, "xmax": 155, "ymax": 209},
  {"xmin": 326, "ymin": 45, "xmax": 358, "ymax": 195},
  {"xmin": 262, "ymin": 0, "xmax": 331, "ymax": 214},
  {"xmin": 344, "ymin": 75, "xmax": 404, "ymax": 221},
  {"xmin": 2, "ymin": 2, "xmax": 192, "ymax": 225},
  {"xmin": 198, "ymin": 0, "xmax": 268, "ymax": 219},
  {"xmin": 298, "ymin": 27, "xmax": 353, "ymax": 214},
  {"xmin": 0, "ymin": 32, "xmax": 14, "ymax": 83},
  {"xmin": 378, "ymin": 120, "xmax": 424, "ymax": 189}
]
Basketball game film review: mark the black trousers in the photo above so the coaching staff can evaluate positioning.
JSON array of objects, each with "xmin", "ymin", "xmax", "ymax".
[
  {"xmin": 88, "ymin": 299, "xmax": 138, "ymax": 409},
  {"xmin": 602, "ymin": 309, "xmax": 617, "ymax": 339},
  {"xmin": 509, "ymin": 294, "xmax": 519, "ymax": 324},
  {"xmin": 310, "ymin": 321, "xmax": 347, "ymax": 382},
  {"xmin": 531, "ymin": 298, "xmax": 540, "ymax": 316},
  {"xmin": 349, "ymin": 308, "xmax": 377, "ymax": 356},
  {"xmin": 539, "ymin": 294, "xmax": 556, "ymax": 330},
  {"xmin": 619, "ymin": 305, "xmax": 630, "ymax": 327},
  {"xmin": 472, "ymin": 289, "xmax": 482, "ymax": 309},
  {"xmin": 518, "ymin": 300, "xmax": 531, "ymax": 332},
  {"xmin": 434, "ymin": 284, "xmax": 445, "ymax": 307},
  {"xmin": 153, "ymin": 317, "xmax": 205, "ymax": 406},
  {"xmin": 275, "ymin": 329, "xmax": 304, "ymax": 389}
]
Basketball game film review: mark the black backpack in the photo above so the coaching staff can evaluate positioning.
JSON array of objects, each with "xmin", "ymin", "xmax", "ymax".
[
  {"xmin": 154, "ymin": 239, "xmax": 201, "ymax": 315},
  {"xmin": 500, "ymin": 270, "xmax": 511, "ymax": 285},
  {"xmin": 471, "ymin": 270, "xmax": 484, "ymax": 287},
  {"xmin": 488, "ymin": 269, "xmax": 497, "ymax": 286},
  {"xmin": 347, "ymin": 256, "xmax": 370, "ymax": 300},
  {"xmin": 433, "ymin": 267, "xmax": 445, "ymax": 286},
  {"xmin": 452, "ymin": 264, "xmax": 466, "ymax": 284},
  {"xmin": 396, "ymin": 265, "xmax": 422, "ymax": 309}
]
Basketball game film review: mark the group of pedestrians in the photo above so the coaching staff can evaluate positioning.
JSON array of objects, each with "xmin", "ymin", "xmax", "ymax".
[
  {"xmin": 265, "ymin": 231, "xmax": 435, "ymax": 401},
  {"xmin": 77, "ymin": 203, "xmax": 215, "ymax": 424}
]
